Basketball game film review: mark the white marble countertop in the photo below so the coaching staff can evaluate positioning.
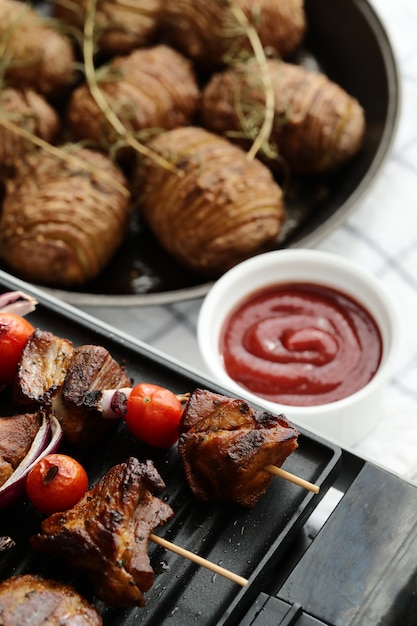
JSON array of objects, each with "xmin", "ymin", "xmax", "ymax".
[{"xmin": 80, "ymin": 0, "xmax": 417, "ymax": 483}]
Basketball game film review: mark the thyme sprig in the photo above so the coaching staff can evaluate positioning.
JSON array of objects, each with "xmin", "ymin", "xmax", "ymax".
[
  {"xmin": 0, "ymin": 115, "xmax": 130, "ymax": 196},
  {"xmin": 83, "ymin": 0, "xmax": 182, "ymax": 177},
  {"xmin": 226, "ymin": 2, "xmax": 275, "ymax": 162}
]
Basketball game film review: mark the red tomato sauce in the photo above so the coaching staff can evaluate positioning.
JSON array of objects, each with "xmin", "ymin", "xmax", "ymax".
[{"xmin": 220, "ymin": 283, "xmax": 383, "ymax": 406}]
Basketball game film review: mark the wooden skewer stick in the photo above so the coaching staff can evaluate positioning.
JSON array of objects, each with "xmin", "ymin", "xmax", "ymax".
[
  {"xmin": 150, "ymin": 466, "xmax": 317, "ymax": 588},
  {"xmin": 265, "ymin": 465, "xmax": 320, "ymax": 494},
  {"xmin": 174, "ymin": 393, "xmax": 319, "ymax": 495},
  {"xmin": 150, "ymin": 533, "xmax": 248, "ymax": 587}
]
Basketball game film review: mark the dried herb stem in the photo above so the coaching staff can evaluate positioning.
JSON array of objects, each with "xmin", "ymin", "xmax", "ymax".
[
  {"xmin": 0, "ymin": 115, "xmax": 130, "ymax": 197},
  {"xmin": 228, "ymin": 3, "xmax": 275, "ymax": 161},
  {"xmin": 83, "ymin": 0, "xmax": 182, "ymax": 177}
]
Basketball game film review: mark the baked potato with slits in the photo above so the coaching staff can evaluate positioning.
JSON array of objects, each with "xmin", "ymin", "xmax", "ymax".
[
  {"xmin": 67, "ymin": 45, "xmax": 200, "ymax": 150},
  {"xmin": 52, "ymin": 0, "xmax": 162, "ymax": 58},
  {"xmin": 0, "ymin": 146, "xmax": 131, "ymax": 287},
  {"xmin": 135, "ymin": 126, "xmax": 285, "ymax": 277},
  {"xmin": 201, "ymin": 59, "xmax": 366, "ymax": 176},
  {"xmin": 0, "ymin": 0, "xmax": 76, "ymax": 100},
  {"xmin": 160, "ymin": 0, "xmax": 306, "ymax": 72},
  {"xmin": 0, "ymin": 87, "xmax": 61, "ymax": 181}
]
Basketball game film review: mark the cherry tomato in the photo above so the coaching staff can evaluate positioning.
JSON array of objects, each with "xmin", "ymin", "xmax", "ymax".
[
  {"xmin": 0, "ymin": 312, "xmax": 34, "ymax": 386},
  {"xmin": 26, "ymin": 453, "xmax": 89, "ymax": 515},
  {"xmin": 125, "ymin": 383, "xmax": 184, "ymax": 448}
]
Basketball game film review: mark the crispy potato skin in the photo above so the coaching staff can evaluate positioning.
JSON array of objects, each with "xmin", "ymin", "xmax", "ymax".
[
  {"xmin": 0, "ymin": 88, "xmax": 60, "ymax": 180},
  {"xmin": 0, "ymin": 146, "xmax": 131, "ymax": 287},
  {"xmin": 136, "ymin": 126, "xmax": 285, "ymax": 276},
  {"xmin": 53, "ymin": 0, "xmax": 162, "ymax": 57},
  {"xmin": 201, "ymin": 60, "xmax": 366, "ymax": 175},
  {"xmin": 0, "ymin": 1, "xmax": 366, "ymax": 287},
  {"xmin": 67, "ymin": 45, "xmax": 200, "ymax": 148},
  {"xmin": 0, "ymin": 0, "xmax": 76, "ymax": 99},
  {"xmin": 160, "ymin": 0, "xmax": 306, "ymax": 71}
]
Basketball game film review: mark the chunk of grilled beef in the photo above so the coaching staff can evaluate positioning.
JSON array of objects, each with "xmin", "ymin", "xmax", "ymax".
[
  {"xmin": 31, "ymin": 458, "xmax": 174, "ymax": 608},
  {"xmin": 50, "ymin": 344, "xmax": 132, "ymax": 446},
  {"xmin": 178, "ymin": 389, "xmax": 299, "ymax": 508},
  {"xmin": 0, "ymin": 574, "xmax": 102, "ymax": 625},
  {"xmin": 0, "ymin": 460, "xmax": 12, "ymax": 486},
  {"xmin": 0, "ymin": 410, "xmax": 44, "ymax": 487},
  {"xmin": 14, "ymin": 329, "xmax": 74, "ymax": 408},
  {"xmin": 14, "ymin": 330, "xmax": 131, "ymax": 446}
]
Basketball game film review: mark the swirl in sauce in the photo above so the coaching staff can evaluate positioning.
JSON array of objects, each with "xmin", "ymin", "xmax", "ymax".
[{"xmin": 220, "ymin": 283, "xmax": 382, "ymax": 406}]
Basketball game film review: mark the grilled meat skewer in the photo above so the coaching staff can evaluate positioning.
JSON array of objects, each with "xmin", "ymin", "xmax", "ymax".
[
  {"xmin": 50, "ymin": 344, "xmax": 131, "ymax": 446},
  {"xmin": 0, "ymin": 411, "xmax": 44, "ymax": 487},
  {"xmin": 13, "ymin": 329, "xmax": 74, "ymax": 408},
  {"xmin": 179, "ymin": 388, "xmax": 299, "ymax": 508},
  {"xmin": 14, "ymin": 329, "xmax": 132, "ymax": 446},
  {"xmin": 31, "ymin": 458, "xmax": 174, "ymax": 608}
]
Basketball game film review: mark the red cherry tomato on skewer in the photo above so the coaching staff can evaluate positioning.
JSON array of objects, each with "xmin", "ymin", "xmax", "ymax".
[
  {"xmin": 0, "ymin": 312, "xmax": 34, "ymax": 386},
  {"xmin": 124, "ymin": 383, "xmax": 184, "ymax": 448},
  {"xmin": 26, "ymin": 454, "xmax": 89, "ymax": 515}
]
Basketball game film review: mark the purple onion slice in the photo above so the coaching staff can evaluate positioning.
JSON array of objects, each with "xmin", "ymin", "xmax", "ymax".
[
  {"xmin": 0, "ymin": 414, "xmax": 63, "ymax": 509},
  {"xmin": 100, "ymin": 387, "xmax": 132, "ymax": 418},
  {"xmin": 0, "ymin": 291, "xmax": 38, "ymax": 316}
]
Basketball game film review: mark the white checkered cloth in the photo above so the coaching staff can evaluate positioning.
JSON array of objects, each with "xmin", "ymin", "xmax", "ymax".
[{"xmin": 82, "ymin": 0, "xmax": 417, "ymax": 482}]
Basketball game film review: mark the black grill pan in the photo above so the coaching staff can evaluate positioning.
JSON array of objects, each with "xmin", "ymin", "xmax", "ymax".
[{"xmin": 0, "ymin": 270, "xmax": 341, "ymax": 625}]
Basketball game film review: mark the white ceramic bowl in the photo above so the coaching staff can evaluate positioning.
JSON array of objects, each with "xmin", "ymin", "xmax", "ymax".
[{"xmin": 197, "ymin": 249, "xmax": 400, "ymax": 448}]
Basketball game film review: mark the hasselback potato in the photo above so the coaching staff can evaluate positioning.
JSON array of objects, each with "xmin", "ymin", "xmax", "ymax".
[
  {"xmin": 0, "ymin": 146, "xmax": 131, "ymax": 287},
  {"xmin": 67, "ymin": 45, "xmax": 200, "ymax": 149},
  {"xmin": 201, "ymin": 59, "xmax": 366, "ymax": 175},
  {"xmin": 52, "ymin": 0, "xmax": 162, "ymax": 58},
  {"xmin": 160, "ymin": 0, "xmax": 306, "ymax": 71},
  {"xmin": 135, "ymin": 126, "xmax": 285, "ymax": 276},
  {"xmin": 0, "ymin": 0, "xmax": 76, "ymax": 99},
  {"xmin": 0, "ymin": 87, "xmax": 61, "ymax": 180}
]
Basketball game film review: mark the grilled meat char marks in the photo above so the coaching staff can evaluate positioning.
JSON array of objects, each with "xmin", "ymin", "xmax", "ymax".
[
  {"xmin": 0, "ymin": 574, "xmax": 102, "ymax": 625},
  {"xmin": 50, "ymin": 344, "xmax": 131, "ymax": 446},
  {"xmin": 179, "ymin": 389, "xmax": 299, "ymax": 508},
  {"xmin": 13, "ymin": 329, "xmax": 74, "ymax": 408},
  {"xmin": 31, "ymin": 458, "xmax": 174, "ymax": 608},
  {"xmin": 13, "ymin": 329, "xmax": 132, "ymax": 446},
  {"xmin": 0, "ymin": 410, "xmax": 44, "ymax": 486}
]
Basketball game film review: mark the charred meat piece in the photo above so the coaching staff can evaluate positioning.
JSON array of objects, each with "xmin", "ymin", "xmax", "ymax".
[
  {"xmin": 178, "ymin": 389, "xmax": 299, "ymax": 508},
  {"xmin": 14, "ymin": 330, "xmax": 131, "ymax": 445},
  {"xmin": 0, "ymin": 574, "xmax": 102, "ymax": 625},
  {"xmin": 14, "ymin": 329, "xmax": 74, "ymax": 408},
  {"xmin": 51, "ymin": 344, "xmax": 132, "ymax": 446},
  {"xmin": 0, "ymin": 411, "xmax": 44, "ymax": 487},
  {"xmin": 31, "ymin": 458, "xmax": 174, "ymax": 608},
  {"xmin": 0, "ymin": 460, "xmax": 12, "ymax": 487}
]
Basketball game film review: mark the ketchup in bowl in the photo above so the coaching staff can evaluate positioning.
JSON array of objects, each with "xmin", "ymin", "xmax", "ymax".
[{"xmin": 220, "ymin": 282, "xmax": 382, "ymax": 407}]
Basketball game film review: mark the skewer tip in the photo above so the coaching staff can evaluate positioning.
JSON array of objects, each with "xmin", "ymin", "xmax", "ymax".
[{"xmin": 265, "ymin": 465, "xmax": 320, "ymax": 494}]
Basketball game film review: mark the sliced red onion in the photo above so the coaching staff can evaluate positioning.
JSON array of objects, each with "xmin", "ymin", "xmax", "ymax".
[
  {"xmin": 100, "ymin": 387, "xmax": 132, "ymax": 419},
  {"xmin": 0, "ymin": 291, "xmax": 38, "ymax": 317},
  {"xmin": 0, "ymin": 414, "xmax": 63, "ymax": 509},
  {"xmin": 98, "ymin": 387, "xmax": 189, "ymax": 419}
]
